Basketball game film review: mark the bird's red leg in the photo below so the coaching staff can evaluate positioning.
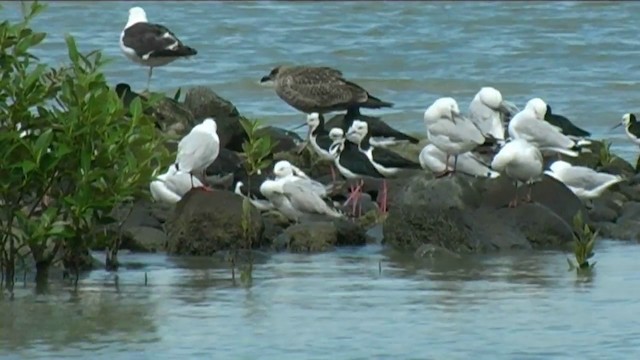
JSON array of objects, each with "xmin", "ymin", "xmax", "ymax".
[{"xmin": 198, "ymin": 170, "xmax": 214, "ymax": 192}]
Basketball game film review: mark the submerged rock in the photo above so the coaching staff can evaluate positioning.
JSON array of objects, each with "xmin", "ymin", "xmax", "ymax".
[
  {"xmin": 273, "ymin": 219, "xmax": 369, "ymax": 252},
  {"xmin": 166, "ymin": 189, "xmax": 265, "ymax": 255},
  {"xmin": 383, "ymin": 174, "xmax": 581, "ymax": 253}
]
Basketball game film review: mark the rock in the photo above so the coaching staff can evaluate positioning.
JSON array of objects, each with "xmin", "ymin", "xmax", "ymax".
[
  {"xmin": 151, "ymin": 96, "xmax": 196, "ymax": 143},
  {"xmin": 255, "ymin": 126, "xmax": 304, "ymax": 154},
  {"xmin": 588, "ymin": 198, "xmax": 620, "ymax": 223},
  {"xmin": 182, "ymin": 86, "xmax": 246, "ymax": 150},
  {"xmin": 206, "ymin": 148, "xmax": 244, "ymax": 177},
  {"xmin": 595, "ymin": 222, "xmax": 640, "ymax": 241},
  {"xmin": 121, "ymin": 226, "xmax": 168, "ymax": 253},
  {"xmin": 166, "ymin": 189, "xmax": 265, "ymax": 255},
  {"xmin": 383, "ymin": 174, "xmax": 579, "ymax": 253},
  {"xmin": 274, "ymin": 219, "xmax": 368, "ymax": 253}
]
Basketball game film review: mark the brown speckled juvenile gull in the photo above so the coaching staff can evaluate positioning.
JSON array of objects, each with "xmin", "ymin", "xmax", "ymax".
[{"xmin": 259, "ymin": 65, "xmax": 393, "ymax": 115}]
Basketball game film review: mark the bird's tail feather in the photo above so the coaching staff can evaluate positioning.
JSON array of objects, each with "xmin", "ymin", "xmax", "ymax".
[{"xmin": 363, "ymin": 94, "xmax": 394, "ymax": 109}]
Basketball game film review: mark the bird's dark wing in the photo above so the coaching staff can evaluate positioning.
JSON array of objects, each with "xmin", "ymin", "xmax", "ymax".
[
  {"xmin": 123, "ymin": 22, "xmax": 196, "ymax": 58},
  {"xmin": 371, "ymin": 147, "xmax": 421, "ymax": 169}
]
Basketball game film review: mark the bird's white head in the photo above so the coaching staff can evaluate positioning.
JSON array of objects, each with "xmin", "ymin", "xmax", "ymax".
[
  {"xmin": 329, "ymin": 127, "xmax": 344, "ymax": 140},
  {"xmin": 126, "ymin": 7, "xmax": 148, "ymax": 27},
  {"xmin": 622, "ymin": 113, "xmax": 636, "ymax": 126},
  {"xmin": 306, "ymin": 113, "xmax": 321, "ymax": 129},
  {"xmin": 524, "ymin": 98, "xmax": 548, "ymax": 120},
  {"xmin": 549, "ymin": 160, "xmax": 572, "ymax": 174},
  {"xmin": 424, "ymin": 97, "xmax": 460, "ymax": 123},
  {"xmin": 346, "ymin": 120, "xmax": 368, "ymax": 143},
  {"xmin": 201, "ymin": 118, "xmax": 218, "ymax": 133},
  {"xmin": 273, "ymin": 160, "xmax": 294, "ymax": 178},
  {"xmin": 477, "ymin": 87, "xmax": 503, "ymax": 109}
]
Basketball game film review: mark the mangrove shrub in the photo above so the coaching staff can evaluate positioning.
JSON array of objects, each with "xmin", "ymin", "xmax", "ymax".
[{"xmin": 0, "ymin": 2, "xmax": 168, "ymax": 288}]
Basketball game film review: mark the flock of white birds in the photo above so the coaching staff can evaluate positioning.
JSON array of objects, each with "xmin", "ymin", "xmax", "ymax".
[{"xmin": 117, "ymin": 6, "xmax": 627, "ymax": 218}]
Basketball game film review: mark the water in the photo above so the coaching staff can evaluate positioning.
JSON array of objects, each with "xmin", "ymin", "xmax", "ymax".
[
  {"xmin": 2, "ymin": 241, "xmax": 640, "ymax": 359},
  {"xmin": 3, "ymin": 2, "xmax": 640, "ymax": 358},
  {"xmin": 2, "ymin": 1, "xmax": 640, "ymax": 161}
]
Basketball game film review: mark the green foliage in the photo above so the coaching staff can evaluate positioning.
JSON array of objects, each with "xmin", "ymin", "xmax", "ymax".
[
  {"xmin": 0, "ymin": 1, "xmax": 169, "ymax": 286},
  {"xmin": 567, "ymin": 212, "xmax": 597, "ymax": 272},
  {"xmin": 238, "ymin": 118, "xmax": 278, "ymax": 176},
  {"xmin": 598, "ymin": 140, "xmax": 615, "ymax": 167},
  {"xmin": 231, "ymin": 118, "xmax": 278, "ymax": 286}
]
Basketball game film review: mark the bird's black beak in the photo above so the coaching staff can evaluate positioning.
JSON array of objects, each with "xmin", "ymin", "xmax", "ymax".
[
  {"xmin": 260, "ymin": 75, "xmax": 272, "ymax": 83},
  {"xmin": 290, "ymin": 122, "xmax": 306, "ymax": 131},
  {"xmin": 611, "ymin": 122, "xmax": 623, "ymax": 131}
]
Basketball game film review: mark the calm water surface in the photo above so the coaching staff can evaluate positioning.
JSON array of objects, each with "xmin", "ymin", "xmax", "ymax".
[
  {"xmin": 1, "ymin": 241, "xmax": 640, "ymax": 359},
  {"xmin": 2, "ymin": 2, "xmax": 640, "ymax": 358}
]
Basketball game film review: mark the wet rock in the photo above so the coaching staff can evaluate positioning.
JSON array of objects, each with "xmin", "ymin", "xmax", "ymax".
[
  {"xmin": 383, "ymin": 174, "xmax": 580, "ymax": 253},
  {"xmin": 166, "ymin": 189, "xmax": 265, "ymax": 255},
  {"xmin": 596, "ymin": 222, "xmax": 640, "ymax": 241},
  {"xmin": 182, "ymin": 86, "xmax": 246, "ymax": 150},
  {"xmin": 255, "ymin": 126, "xmax": 304, "ymax": 154},
  {"xmin": 274, "ymin": 219, "xmax": 368, "ymax": 253},
  {"xmin": 588, "ymin": 198, "xmax": 620, "ymax": 223},
  {"xmin": 121, "ymin": 226, "xmax": 168, "ymax": 253}
]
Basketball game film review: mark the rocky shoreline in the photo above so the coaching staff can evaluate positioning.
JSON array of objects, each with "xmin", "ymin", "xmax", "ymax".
[{"xmin": 106, "ymin": 85, "xmax": 640, "ymax": 259}]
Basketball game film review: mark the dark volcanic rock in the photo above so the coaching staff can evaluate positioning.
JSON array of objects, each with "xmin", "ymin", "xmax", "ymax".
[
  {"xmin": 166, "ymin": 189, "xmax": 265, "ymax": 255},
  {"xmin": 255, "ymin": 126, "xmax": 304, "ymax": 154},
  {"xmin": 206, "ymin": 148, "xmax": 244, "ymax": 177},
  {"xmin": 151, "ymin": 96, "xmax": 196, "ymax": 141},
  {"xmin": 183, "ymin": 86, "xmax": 246, "ymax": 150},
  {"xmin": 383, "ymin": 173, "xmax": 581, "ymax": 253}
]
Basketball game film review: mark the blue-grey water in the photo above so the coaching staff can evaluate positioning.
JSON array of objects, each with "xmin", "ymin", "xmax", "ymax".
[{"xmin": 3, "ymin": 1, "xmax": 640, "ymax": 358}]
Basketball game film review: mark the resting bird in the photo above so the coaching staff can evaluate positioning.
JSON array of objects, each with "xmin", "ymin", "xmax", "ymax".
[
  {"xmin": 424, "ymin": 97, "xmax": 485, "ymax": 176},
  {"xmin": 175, "ymin": 118, "xmax": 220, "ymax": 191},
  {"xmin": 259, "ymin": 177, "xmax": 343, "ymax": 222},
  {"xmin": 508, "ymin": 98, "xmax": 589, "ymax": 157},
  {"xmin": 150, "ymin": 164, "xmax": 204, "ymax": 204},
  {"xmin": 491, "ymin": 138, "xmax": 544, "ymax": 208},
  {"xmin": 120, "ymin": 6, "xmax": 197, "ymax": 90},
  {"xmin": 419, "ymin": 144, "xmax": 499, "ymax": 178},
  {"xmin": 544, "ymin": 160, "xmax": 624, "ymax": 200},
  {"xmin": 468, "ymin": 86, "xmax": 514, "ymax": 142}
]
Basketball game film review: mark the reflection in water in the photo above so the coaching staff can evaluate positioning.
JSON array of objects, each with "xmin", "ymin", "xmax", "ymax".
[{"xmin": 1, "ymin": 240, "xmax": 640, "ymax": 358}]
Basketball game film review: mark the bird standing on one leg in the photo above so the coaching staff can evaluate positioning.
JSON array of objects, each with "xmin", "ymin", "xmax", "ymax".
[{"xmin": 119, "ymin": 7, "xmax": 197, "ymax": 91}]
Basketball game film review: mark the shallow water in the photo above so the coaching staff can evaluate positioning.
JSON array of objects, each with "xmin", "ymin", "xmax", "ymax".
[
  {"xmin": 3, "ymin": 2, "xmax": 640, "ymax": 358},
  {"xmin": 2, "ymin": 241, "xmax": 640, "ymax": 359},
  {"xmin": 2, "ymin": 1, "xmax": 640, "ymax": 162}
]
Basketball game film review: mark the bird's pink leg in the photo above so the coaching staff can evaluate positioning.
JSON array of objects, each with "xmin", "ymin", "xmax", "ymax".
[
  {"xmin": 195, "ymin": 170, "xmax": 214, "ymax": 192},
  {"xmin": 343, "ymin": 179, "xmax": 363, "ymax": 216},
  {"xmin": 508, "ymin": 183, "xmax": 519, "ymax": 208},
  {"xmin": 330, "ymin": 165, "xmax": 337, "ymax": 184},
  {"xmin": 435, "ymin": 154, "xmax": 453, "ymax": 178},
  {"xmin": 524, "ymin": 183, "xmax": 534, "ymax": 203},
  {"xmin": 377, "ymin": 180, "xmax": 388, "ymax": 215}
]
